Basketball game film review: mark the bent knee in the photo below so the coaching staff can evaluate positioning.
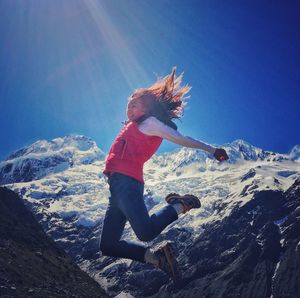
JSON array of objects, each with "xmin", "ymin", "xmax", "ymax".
[
  {"xmin": 136, "ymin": 231, "xmax": 155, "ymax": 242},
  {"xmin": 100, "ymin": 241, "xmax": 112, "ymax": 256}
]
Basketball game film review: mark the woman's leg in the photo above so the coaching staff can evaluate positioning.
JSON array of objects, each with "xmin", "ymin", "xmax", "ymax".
[
  {"xmin": 100, "ymin": 173, "xmax": 178, "ymax": 263},
  {"xmin": 111, "ymin": 173, "xmax": 178, "ymax": 242},
  {"xmin": 119, "ymin": 191, "xmax": 178, "ymax": 242},
  {"xmin": 100, "ymin": 198, "xmax": 147, "ymax": 262}
]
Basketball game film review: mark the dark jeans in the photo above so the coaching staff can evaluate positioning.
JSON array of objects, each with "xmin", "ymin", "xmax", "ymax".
[{"xmin": 100, "ymin": 172, "xmax": 178, "ymax": 262}]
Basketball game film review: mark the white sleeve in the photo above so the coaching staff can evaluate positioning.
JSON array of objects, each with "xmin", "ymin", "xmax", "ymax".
[{"xmin": 139, "ymin": 117, "xmax": 216, "ymax": 155}]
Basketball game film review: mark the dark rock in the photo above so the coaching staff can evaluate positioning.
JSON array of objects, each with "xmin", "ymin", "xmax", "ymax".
[
  {"xmin": 241, "ymin": 168, "xmax": 256, "ymax": 182},
  {"xmin": 0, "ymin": 187, "xmax": 108, "ymax": 297},
  {"xmin": 151, "ymin": 180, "xmax": 300, "ymax": 298}
]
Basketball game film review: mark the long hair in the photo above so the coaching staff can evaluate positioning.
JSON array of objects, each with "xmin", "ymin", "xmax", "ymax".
[{"xmin": 130, "ymin": 67, "xmax": 191, "ymax": 129}]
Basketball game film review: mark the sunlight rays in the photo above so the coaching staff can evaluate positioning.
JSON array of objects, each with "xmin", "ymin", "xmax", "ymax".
[{"xmin": 83, "ymin": 0, "xmax": 149, "ymax": 91}]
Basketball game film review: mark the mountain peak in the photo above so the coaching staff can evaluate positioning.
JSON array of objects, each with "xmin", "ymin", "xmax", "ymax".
[
  {"xmin": 6, "ymin": 134, "xmax": 100, "ymax": 161},
  {"xmin": 0, "ymin": 135, "xmax": 105, "ymax": 184},
  {"xmin": 290, "ymin": 144, "xmax": 300, "ymax": 161}
]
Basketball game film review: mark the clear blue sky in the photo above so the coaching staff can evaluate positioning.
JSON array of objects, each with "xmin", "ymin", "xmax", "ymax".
[{"xmin": 1, "ymin": 0, "xmax": 299, "ymax": 160}]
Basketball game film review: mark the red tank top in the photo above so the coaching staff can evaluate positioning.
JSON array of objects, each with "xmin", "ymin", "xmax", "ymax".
[{"xmin": 103, "ymin": 121, "xmax": 163, "ymax": 183}]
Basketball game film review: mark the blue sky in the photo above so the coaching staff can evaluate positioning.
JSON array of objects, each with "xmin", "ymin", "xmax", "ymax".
[{"xmin": 0, "ymin": 0, "xmax": 299, "ymax": 160}]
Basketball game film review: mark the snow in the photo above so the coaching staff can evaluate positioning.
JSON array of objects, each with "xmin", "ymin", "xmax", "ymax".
[
  {"xmin": 289, "ymin": 145, "xmax": 300, "ymax": 161},
  {"xmin": 270, "ymin": 261, "xmax": 281, "ymax": 298},
  {"xmin": 114, "ymin": 292, "xmax": 135, "ymax": 298}
]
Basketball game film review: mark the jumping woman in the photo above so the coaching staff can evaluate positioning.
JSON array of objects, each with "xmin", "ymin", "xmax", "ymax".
[{"xmin": 100, "ymin": 68, "xmax": 229, "ymax": 282}]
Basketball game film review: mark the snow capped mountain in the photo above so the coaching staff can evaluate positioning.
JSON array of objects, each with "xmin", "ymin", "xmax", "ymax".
[
  {"xmin": 0, "ymin": 135, "xmax": 105, "ymax": 184},
  {"xmin": 223, "ymin": 139, "xmax": 274, "ymax": 162},
  {"xmin": 290, "ymin": 144, "xmax": 300, "ymax": 161},
  {"xmin": 1, "ymin": 135, "xmax": 299, "ymax": 297}
]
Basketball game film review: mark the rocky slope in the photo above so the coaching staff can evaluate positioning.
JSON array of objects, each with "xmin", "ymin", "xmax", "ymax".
[
  {"xmin": 150, "ymin": 178, "xmax": 300, "ymax": 297},
  {"xmin": 0, "ymin": 187, "xmax": 107, "ymax": 297}
]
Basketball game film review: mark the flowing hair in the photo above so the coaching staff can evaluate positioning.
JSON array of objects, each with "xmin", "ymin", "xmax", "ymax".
[{"xmin": 130, "ymin": 67, "xmax": 191, "ymax": 129}]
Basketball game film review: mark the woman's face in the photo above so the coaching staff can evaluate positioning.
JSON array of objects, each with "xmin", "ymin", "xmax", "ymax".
[{"xmin": 127, "ymin": 98, "xmax": 146, "ymax": 121}]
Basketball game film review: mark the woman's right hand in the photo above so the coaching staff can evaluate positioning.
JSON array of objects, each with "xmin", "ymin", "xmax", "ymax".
[{"xmin": 213, "ymin": 148, "xmax": 229, "ymax": 162}]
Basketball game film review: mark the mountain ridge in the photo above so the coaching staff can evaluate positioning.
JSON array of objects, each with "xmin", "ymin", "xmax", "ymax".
[{"xmin": 1, "ymin": 134, "xmax": 298, "ymax": 186}]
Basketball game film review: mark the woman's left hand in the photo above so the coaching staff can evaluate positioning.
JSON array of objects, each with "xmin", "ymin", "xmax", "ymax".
[{"xmin": 213, "ymin": 148, "xmax": 229, "ymax": 162}]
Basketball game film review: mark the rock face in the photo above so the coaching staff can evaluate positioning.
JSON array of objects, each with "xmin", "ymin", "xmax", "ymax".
[
  {"xmin": 151, "ymin": 178, "xmax": 300, "ymax": 298},
  {"xmin": 0, "ymin": 187, "xmax": 107, "ymax": 297}
]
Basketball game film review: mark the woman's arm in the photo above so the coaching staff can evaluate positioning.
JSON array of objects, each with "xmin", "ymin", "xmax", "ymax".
[{"xmin": 139, "ymin": 117, "xmax": 216, "ymax": 155}]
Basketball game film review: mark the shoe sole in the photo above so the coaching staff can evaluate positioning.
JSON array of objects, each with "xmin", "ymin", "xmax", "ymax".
[
  {"xmin": 165, "ymin": 194, "xmax": 201, "ymax": 208},
  {"xmin": 162, "ymin": 242, "xmax": 182, "ymax": 283}
]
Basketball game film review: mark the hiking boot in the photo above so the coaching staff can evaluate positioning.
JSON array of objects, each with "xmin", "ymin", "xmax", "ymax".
[
  {"xmin": 153, "ymin": 241, "xmax": 181, "ymax": 283},
  {"xmin": 165, "ymin": 193, "xmax": 201, "ymax": 214}
]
